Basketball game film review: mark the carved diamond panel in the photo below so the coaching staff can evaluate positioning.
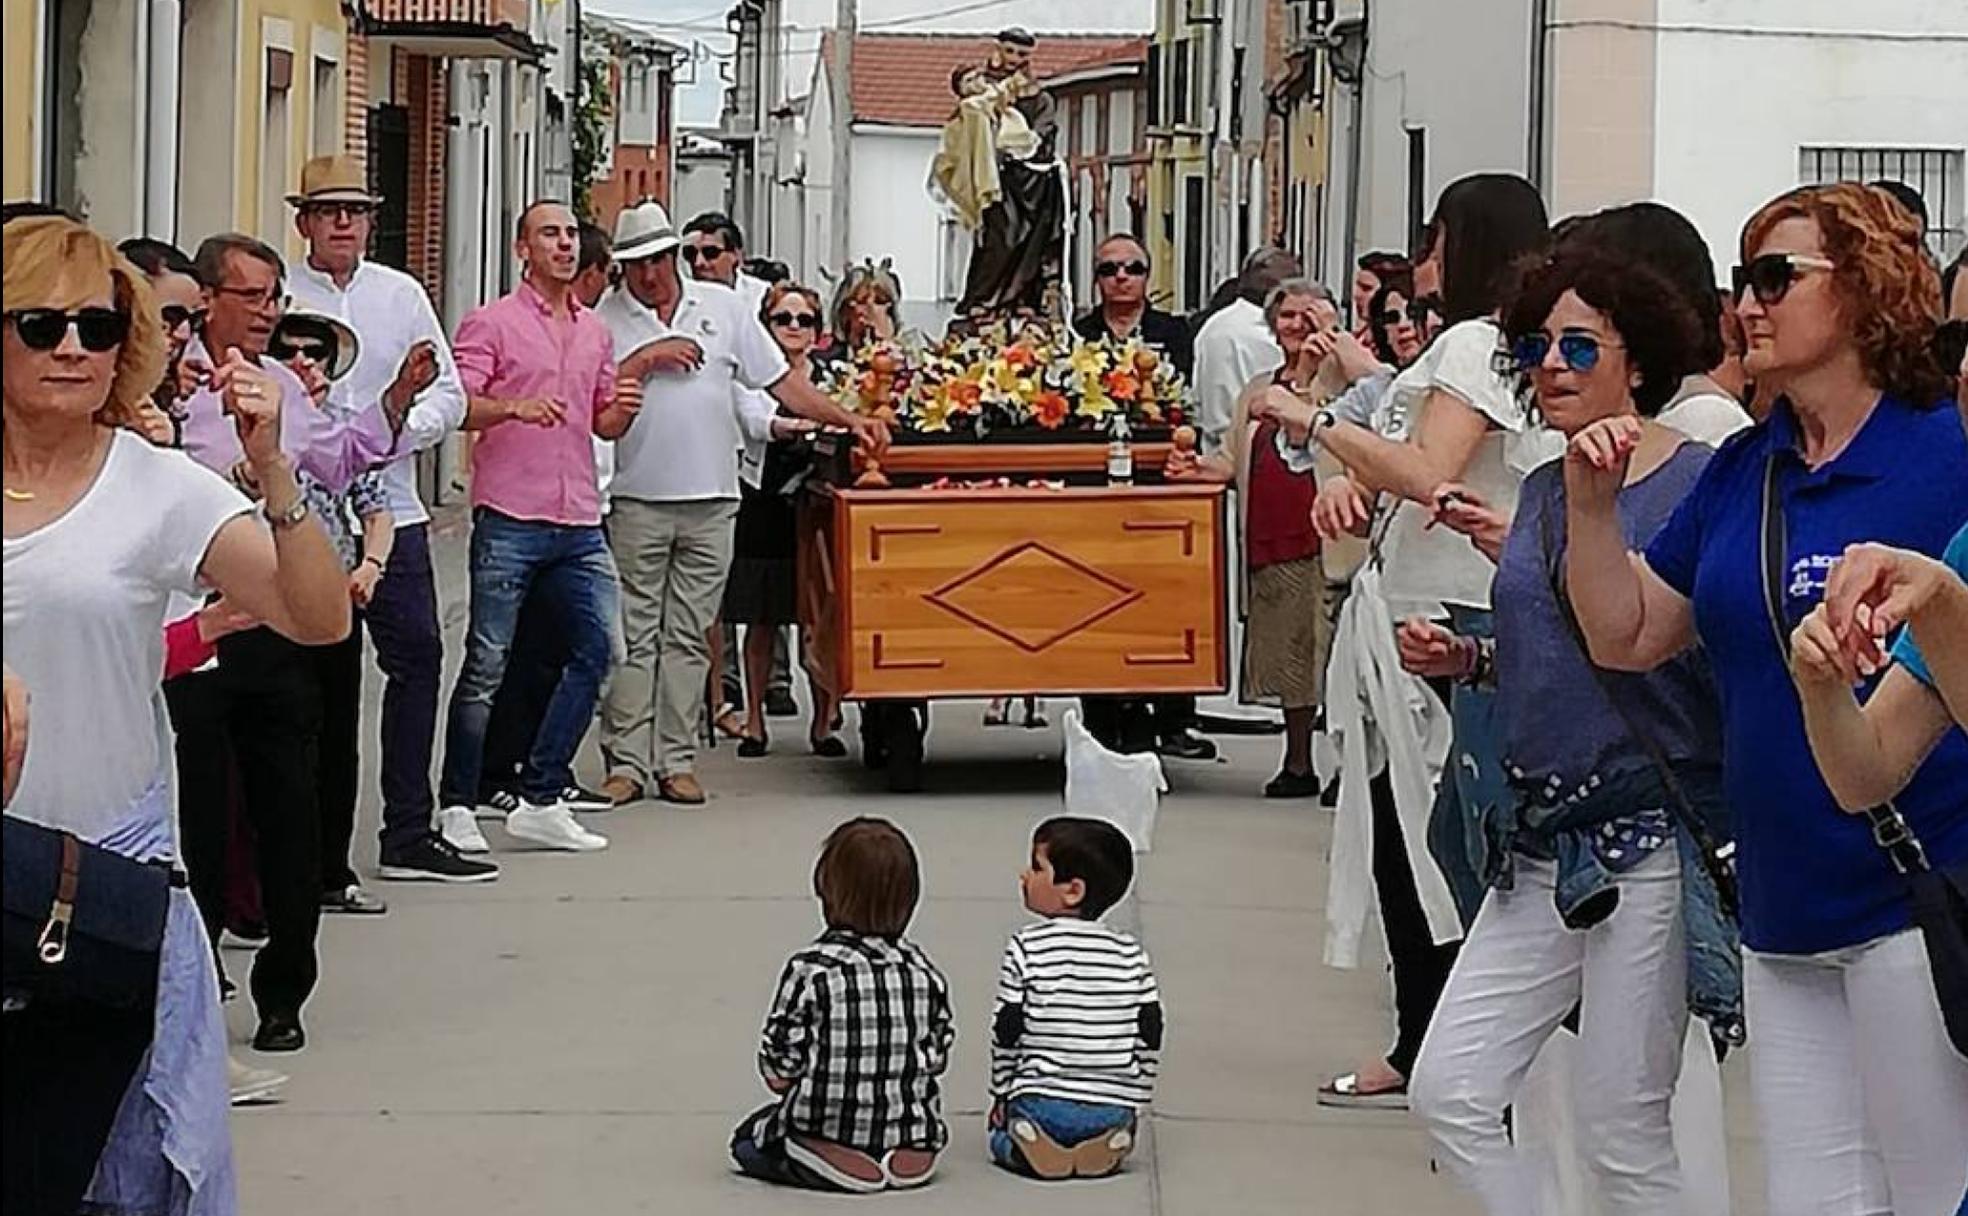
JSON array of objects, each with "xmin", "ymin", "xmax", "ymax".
[{"xmin": 923, "ymin": 541, "xmax": 1143, "ymax": 653}]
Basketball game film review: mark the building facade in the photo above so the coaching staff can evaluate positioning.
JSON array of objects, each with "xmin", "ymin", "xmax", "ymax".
[{"xmin": 585, "ymin": 14, "xmax": 683, "ymax": 233}]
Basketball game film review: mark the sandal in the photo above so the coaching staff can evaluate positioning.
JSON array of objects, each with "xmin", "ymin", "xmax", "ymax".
[
  {"xmin": 1316, "ymin": 1070, "xmax": 1410, "ymax": 1110},
  {"xmin": 737, "ymin": 733, "xmax": 768, "ymax": 759},
  {"xmin": 810, "ymin": 734, "xmax": 848, "ymax": 758},
  {"xmin": 713, "ymin": 704, "xmax": 746, "ymax": 740}
]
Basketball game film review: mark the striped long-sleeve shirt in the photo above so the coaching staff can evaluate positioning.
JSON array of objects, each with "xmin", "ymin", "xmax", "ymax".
[
  {"xmin": 990, "ymin": 918, "xmax": 1164, "ymax": 1109},
  {"xmin": 747, "ymin": 930, "xmax": 955, "ymax": 1154}
]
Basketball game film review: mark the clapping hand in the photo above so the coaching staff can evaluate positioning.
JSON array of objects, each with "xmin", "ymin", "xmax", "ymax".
[
  {"xmin": 1396, "ymin": 617, "xmax": 1474, "ymax": 680},
  {"xmin": 1817, "ymin": 542, "xmax": 1960, "ymax": 674},
  {"xmin": 1307, "ymin": 329, "xmax": 1385, "ymax": 384},
  {"xmin": 1427, "ymin": 482, "xmax": 1509, "ymax": 563},
  {"xmin": 212, "ymin": 348, "xmax": 283, "ymax": 471},
  {"xmin": 509, "ymin": 397, "xmax": 567, "ymax": 428},
  {"xmin": 1563, "ymin": 415, "xmax": 1641, "ymax": 503},
  {"xmin": 1252, "ymin": 385, "xmax": 1318, "ymax": 442},
  {"xmin": 625, "ymin": 337, "xmax": 705, "ymax": 379},
  {"xmin": 1312, "ymin": 475, "xmax": 1373, "ymax": 540}
]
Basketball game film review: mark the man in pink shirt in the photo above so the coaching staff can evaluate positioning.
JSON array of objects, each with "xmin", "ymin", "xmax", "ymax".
[{"xmin": 434, "ymin": 201, "xmax": 641, "ymax": 856}]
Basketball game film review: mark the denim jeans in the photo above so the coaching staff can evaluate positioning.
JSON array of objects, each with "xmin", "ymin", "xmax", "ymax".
[
  {"xmin": 989, "ymin": 1095, "xmax": 1136, "ymax": 1174},
  {"xmin": 365, "ymin": 522, "xmax": 444, "ymax": 853},
  {"xmin": 439, "ymin": 510, "xmax": 618, "ymax": 807}
]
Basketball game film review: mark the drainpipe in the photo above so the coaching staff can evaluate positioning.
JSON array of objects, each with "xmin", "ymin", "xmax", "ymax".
[
  {"xmin": 1335, "ymin": 2, "xmax": 1368, "ymax": 284},
  {"xmin": 1527, "ymin": 0, "xmax": 1548, "ymax": 190},
  {"xmin": 140, "ymin": 0, "xmax": 182, "ymax": 238}
]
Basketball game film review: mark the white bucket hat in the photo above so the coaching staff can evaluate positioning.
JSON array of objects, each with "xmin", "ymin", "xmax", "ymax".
[{"xmin": 612, "ymin": 200, "xmax": 681, "ymax": 262}]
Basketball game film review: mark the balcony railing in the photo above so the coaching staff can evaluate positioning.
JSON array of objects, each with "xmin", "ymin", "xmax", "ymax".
[{"xmin": 365, "ymin": 0, "xmax": 531, "ymax": 32}]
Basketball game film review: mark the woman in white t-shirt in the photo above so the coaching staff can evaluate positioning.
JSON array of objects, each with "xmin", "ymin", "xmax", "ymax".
[
  {"xmin": 2, "ymin": 216, "xmax": 351, "ymax": 1216},
  {"xmin": 1261, "ymin": 174, "xmax": 1555, "ymax": 1109}
]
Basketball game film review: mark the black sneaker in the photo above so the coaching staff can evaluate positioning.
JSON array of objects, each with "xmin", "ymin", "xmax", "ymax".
[
  {"xmin": 1264, "ymin": 768, "xmax": 1323, "ymax": 799},
  {"xmin": 377, "ymin": 834, "xmax": 501, "ymax": 883},
  {"xmin": 560, "ymin": 783, "xmax": 614, "ymax": 813},
  {"xmin": 476, "ymin": 788, "xmax": 521, "ymax": 821},
  {"xmin": 1157, "ymin": 729, "xmax": 1219, "ymax": 762},
  {"xmin": 764, "ymin": 688, "xmax": 799, "ymax": 718}
]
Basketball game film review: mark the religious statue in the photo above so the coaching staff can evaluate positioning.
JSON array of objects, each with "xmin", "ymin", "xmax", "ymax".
[{"xmin": 929, "ymin": 28, "xmax": 1066, "ymax": 322}]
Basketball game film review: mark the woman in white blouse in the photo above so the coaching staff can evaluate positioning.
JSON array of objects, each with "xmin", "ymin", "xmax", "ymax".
[{"xmin": 3, "ymin": 216, "xmax": 349, "ymax": 1215}]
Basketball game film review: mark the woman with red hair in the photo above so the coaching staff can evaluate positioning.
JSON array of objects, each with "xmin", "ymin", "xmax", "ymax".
[{"xmin": 1563, "ymin": 183, "xmax": 1967, "ymax": 1213}]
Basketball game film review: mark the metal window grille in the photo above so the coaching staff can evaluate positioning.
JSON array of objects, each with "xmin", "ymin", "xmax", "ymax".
[{"xmin": 1799, "ymin": 146, "xmax": 1965, "ymax": 261}]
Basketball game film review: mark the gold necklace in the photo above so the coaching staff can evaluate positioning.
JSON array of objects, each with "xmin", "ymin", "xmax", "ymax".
[{"xmin": 3, "ymin": 487, "xmax": 32, "ymax": 502}]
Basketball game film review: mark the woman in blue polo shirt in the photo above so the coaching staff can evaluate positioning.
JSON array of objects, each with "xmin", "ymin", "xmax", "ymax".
[{"xmin": 1564, "ymin": 182, "xmax": 1968, "ymax": 1214}]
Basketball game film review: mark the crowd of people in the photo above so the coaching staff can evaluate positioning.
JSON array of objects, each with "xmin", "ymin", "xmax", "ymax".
[{"xmin": 2, "ymin": 149, "xmax": 1966, "ymax": 1214}]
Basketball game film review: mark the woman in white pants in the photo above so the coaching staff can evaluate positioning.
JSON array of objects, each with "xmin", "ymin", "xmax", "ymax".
[
  {"xmin": 1565, "ymin": 183, "xmax": 1968, "ymax": 1214},
  {"xmin": 1404, "ymin": 247, "xmax": 1738, "ymax": 1214}
]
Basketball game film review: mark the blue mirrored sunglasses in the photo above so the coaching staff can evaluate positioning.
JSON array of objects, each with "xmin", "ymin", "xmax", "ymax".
[{"xmin": 1511, "ymin": 332, "xmax": 1606, "ymax": 374}]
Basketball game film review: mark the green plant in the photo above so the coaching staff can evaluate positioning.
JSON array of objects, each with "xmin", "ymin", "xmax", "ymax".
[{"xmin": 571, "ymin": 35, "xmax": 614, "ymax": 219}]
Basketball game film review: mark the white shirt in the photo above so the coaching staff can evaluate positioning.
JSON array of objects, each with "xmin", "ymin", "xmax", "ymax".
[
  {"xmin": 596, "ymin": 278, "xmax": 790, "ymax": 502},
  {"xmin": 1193, "ymin": 298, "xmax": 1282, "ymax": 451},
  {"xmin": 1659, "ymin": 376, "xmax": 1752, "ymax": 447},
  {"xmin": 2, "ymin": 433, "xmax": 251, "ymax": 840},
  {"xmin": 287, "ymin": 258, "xmax": 468, "ymax": 526},
  {"xmin": 735, "ymin": 271, "xmax": 771, "ymax": 315},
  {"xmin": 1375, "ymin": 318, "xmax": 1563, "ymax": 618}
]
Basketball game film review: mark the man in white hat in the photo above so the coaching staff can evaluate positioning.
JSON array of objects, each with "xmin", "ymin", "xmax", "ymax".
[
  {"xmin": 285, "ymin": 154, "xmax": 497, "ymax": 889},
  {"xmin": 595, "ymin": 200, "xmax": 885, "ymax": 806}
]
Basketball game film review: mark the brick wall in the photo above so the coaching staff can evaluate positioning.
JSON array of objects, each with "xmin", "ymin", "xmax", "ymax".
[
  {"xmin": 1262, "ymin": 0, "xmax": 1288, "ymax": 245},
  {"xmin": 345, "ymin": 33, "xmax": 369, "ymax": 166},
  {"xmin": 401, "ymin": 54, "xmax": 449, "ymax": 308}
]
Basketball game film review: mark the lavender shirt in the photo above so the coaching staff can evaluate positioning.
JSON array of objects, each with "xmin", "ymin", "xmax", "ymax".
[{"xmin": 177, "ymin": 337, "xmax": 398, "ymax": 494}]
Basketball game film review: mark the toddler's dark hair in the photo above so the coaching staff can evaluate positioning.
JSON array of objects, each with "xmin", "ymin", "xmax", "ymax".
[
  {"xmin": 814, "ymin": 817, "xmax": 921, "ymax": 939},
  {"xmin": 1034, "ymin": 817, "xmax": 1134, "ymax": 920}
]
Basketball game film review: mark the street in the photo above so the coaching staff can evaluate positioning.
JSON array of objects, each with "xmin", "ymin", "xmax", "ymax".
[{"xmin": 229, "ymin": 514, "xmax": 1768, "ymax": 1215}]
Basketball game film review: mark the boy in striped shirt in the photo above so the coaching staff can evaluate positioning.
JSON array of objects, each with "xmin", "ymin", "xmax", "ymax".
[{"xmin": 989, "ymin": 817, "xmax": 1165, "ymax": 1179}]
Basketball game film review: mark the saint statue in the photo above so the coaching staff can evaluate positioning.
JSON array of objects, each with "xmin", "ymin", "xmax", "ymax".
[{"xmin": 929, "ymin": 28, "xmax": 1067, "ymax": 321}]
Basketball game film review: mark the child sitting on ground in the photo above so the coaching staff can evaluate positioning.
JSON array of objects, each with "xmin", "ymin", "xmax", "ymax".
[
  {"xmin": 989, "ymin": 817, "xmax": 1165, "ymax": 1179},
  {"xmin": 731, "ymin": 817, "xmax": 955, "ymax": 1193}
]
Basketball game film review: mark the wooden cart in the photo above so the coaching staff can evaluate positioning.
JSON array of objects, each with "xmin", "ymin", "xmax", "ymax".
[{"xmin": 798, "ymin": 436, "xmax": 1228, "ymax": 789}]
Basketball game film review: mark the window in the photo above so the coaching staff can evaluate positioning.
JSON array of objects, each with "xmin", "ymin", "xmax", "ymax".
[
  {"xmin": 1182, "ymin": 173, "xmax": 1205, "ymax": 308},
  {"xmin": 1405, "ymin": 127, "xmax": 1428, "ymax": 254},
  {"xmin": 263, "ymin": 47, "xmax": 294, "ymax": 250},
  {"xmin": 1171, "ymin": 37, "xmax": 1191, "ymax": 129},
  {"xmin": 312, "ymin": 56, "xmax": 342, "ymax": 156},
  {"xmin": 1799, "ymin": 146, "xmax": 1965, "ymax": 260}
]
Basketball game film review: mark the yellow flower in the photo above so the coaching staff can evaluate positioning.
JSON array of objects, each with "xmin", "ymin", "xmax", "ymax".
[
  {"xmin": 1077, "ymin": 374, "xmax": 1111, "ymax": 418},
  {"xmin": 1070, "ymin": 344, "xmax": 1107, "ymax": 378}
]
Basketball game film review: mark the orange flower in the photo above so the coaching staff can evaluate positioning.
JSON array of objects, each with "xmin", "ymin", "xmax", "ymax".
[
  {"xmin": 1032, "ymin": 390, "xmax": 1069, "ymax": 429},
  {"xmin": 948, "ymin": 379, "xmax": 983, "ymax": 412},
  {"xmin": 1102, "ymin": 367, "xmax": 1142, "ymax": 402},
  {"xmin": 1004, "ymin": 343, "xmax": 1040, "ymax": 371}
]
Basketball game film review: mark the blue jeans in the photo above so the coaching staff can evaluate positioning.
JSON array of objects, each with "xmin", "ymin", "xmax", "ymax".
[
  {"xmin": 365, "ymin": 522, "xmax": 444, "ymax": 853},
  {"xmin": 439, "ymin": 510, "xmax": 617, "ymax": 807},
  {"xmin": 989, "ymin": 1096, "xmax": 1135, "ymax": 1175}
]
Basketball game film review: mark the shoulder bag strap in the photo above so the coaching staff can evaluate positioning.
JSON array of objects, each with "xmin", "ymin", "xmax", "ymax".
[
  {"xmin": 1758, "ymin": 453, "xmax": 1930, "ymax": 875},
  {"xmin": 1538, "ymin": 502, "xmax": 1740, "ymax": 918}
]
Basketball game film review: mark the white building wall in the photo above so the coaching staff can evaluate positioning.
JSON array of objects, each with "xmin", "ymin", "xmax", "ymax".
[
  {"xmin": 1650, "ymin": 0, "xmax": 1968, "ymax": 270},
  {"xmin": 846, "ymin": 127, "xmax": 947, "ymax": 332}
]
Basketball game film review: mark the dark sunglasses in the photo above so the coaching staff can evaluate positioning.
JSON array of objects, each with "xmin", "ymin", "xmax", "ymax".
[
  {"xmin": 768, "ymin": 311, "xmax": 821, "ymax": 331},
  {"xmin": 1407, "ymin": 295, "xmax": 1443, "ymax": 326},
  {"xmin": 269, "ymin": 336, "xmax": 333, "ymax": 364},
  {"xmin": 6, "ymin": 307, "xmax": 131, "ymax": 353},
  {"xmin": 302, "ymin": 202, "xmax": 375, "ymax": 223},
  {"xmin": 1731, "ymin": 252, "xmax": 1835, "ymax": 306},
  {"xmin": 1095, "ymin": 259, "xmax": 1150, "ymax": 279},
  {"xmin": 1373, "ymin": 308, "xmax": 1407, "ymax": 327},
  {"xmin": 681, "ymin": 245, "xmax": 727, "ymax": 263},
  {"xmin": 1508, "ymin": 331, "xmax": 1617, "ymax": 375},
  {"xmin": 160, "ymin": 304, "xmax": 207, "ymax": 332}
]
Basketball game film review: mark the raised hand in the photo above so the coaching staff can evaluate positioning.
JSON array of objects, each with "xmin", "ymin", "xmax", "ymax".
[
  {"xmin": 1791, "ymin": 602, "xmax": 1862, "ymax": 687},
  {"xmin": 1252, "ymin": 384, "xmax": 1318, "ymax": 442},
  {"xmin": 130, "ymin": 404, "xmax": 177, "ymax": 446},
  {"xmin": 1427, "ymin": 481, "xmax": 1509, "ymax": 562},
  {"xmin": 625, "ymin": 336, "xmax": 705, "ymax": 379},
  {"xmin": 1563, "ymin": 414, "xmax": 1641, "ymax": 503},
  {"xmin": 393, "ymin": 340, "xmax": 440, "ymax": 398},
  {"xmin": 1312, "ymin": 475, "xmax": 1373, "ymax": 541},
  {"xmin": 1821, "ymin": 542, "xmax": 1957, "ymax": 674},
  {"xmin": 212, "ymin": 347, "xmax": 284, "ymax": 472},
  {"xmin": 289, "ymin": 355, "xmax": 331, "ymax": 406}
]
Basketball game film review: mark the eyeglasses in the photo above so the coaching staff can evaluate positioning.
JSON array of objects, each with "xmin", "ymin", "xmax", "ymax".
[
  {"xmin": 1095, "ymin": 259, "xmax": 1149, "ymax": 279},
  {"xmin": 5, "ymin": 307, "xmax": 131, "ymax": 353},
  {"xmin": 160, "ymin": 304, "xmax": 208, "ymax": 333},
  {"xmin": 211, "ymin": 283, "xmax": 286, "ymax": 310},
  {"xmin": 1508, "ymin": 331, "xmax": 1621, "ymax": 375},
  {"xmin": 269, "ymin": 336, "xmax": 333, "ymax": 364},
  {"xmin": 1732, "ymin": 253, "xmax": 1835, "ymax": 306},
  {"xmin": 302, "ymin": 202, "xmax": 375, "ymax": 223},
  {"xmin": 768, "ymin": 311, "xmax": 821, "ymax": 331},
  {"xmin": 681, "ymin": 245, "xmax": 727, "ymax": 264}
]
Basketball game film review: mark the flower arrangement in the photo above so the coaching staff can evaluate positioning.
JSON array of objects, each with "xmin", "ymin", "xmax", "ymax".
[{"xmin": 823, "ymin": 319, "xmax": 1188, "ymax": 438}]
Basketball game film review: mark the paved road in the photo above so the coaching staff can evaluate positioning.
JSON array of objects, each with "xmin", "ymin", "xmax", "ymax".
[{"xmin": 229, "ymin": 515, "xmax": 1767, "ymax": 1214}]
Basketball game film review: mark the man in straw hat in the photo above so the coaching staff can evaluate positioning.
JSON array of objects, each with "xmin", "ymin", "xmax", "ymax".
[
  {"xmin": 594, "ymin": 200, "xmax": 885, "ymax": 806},
  {"xmin": 285, "ymin": 154, "xmax": 497, "ymax": 890}
]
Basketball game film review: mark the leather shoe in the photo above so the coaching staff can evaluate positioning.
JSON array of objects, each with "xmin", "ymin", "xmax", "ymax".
[
  {"xmin": 253, "ymin": 1014, "xmax": 306, "ymax": 1053},
  {"xmin": 1157, "ymin": 729, "xmax": 1218, "ymax": 762},
  {"xmin": 657, "ymin": 772, "xmax": 707, "ymax": 805},
  {"xmin": 601, "ymin": 775, "xmax": 644, "ymax": 806}
]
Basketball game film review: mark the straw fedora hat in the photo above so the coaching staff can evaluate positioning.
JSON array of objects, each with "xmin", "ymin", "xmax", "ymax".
[
  {"xmin": 286, "ymin": 155, "xmax": 383, "ymax": 209},
  {"xmin": 611, "ymin": 200, "xmax": 681, "ymax": 262}
]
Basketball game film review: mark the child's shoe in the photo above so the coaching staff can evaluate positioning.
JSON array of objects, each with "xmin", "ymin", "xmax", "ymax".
[
  {"xmin": 1070, "ymin": 1124, "xmax": 1134, "ymax": 1178},
  {"xmin": 786, "ymin": 1137, "xmax": 887, "ymax": 1193}
]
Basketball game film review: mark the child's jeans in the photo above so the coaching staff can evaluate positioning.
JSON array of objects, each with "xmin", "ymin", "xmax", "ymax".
[{"xmin": 989, "ymin": 1095, "xmax": 1137, "ymax": 1176}]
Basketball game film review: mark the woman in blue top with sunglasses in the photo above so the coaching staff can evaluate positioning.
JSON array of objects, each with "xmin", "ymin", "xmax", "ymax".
[{"xmin": 1564, "ymin": 183, "xmax": 1968, "ymax": 1215}]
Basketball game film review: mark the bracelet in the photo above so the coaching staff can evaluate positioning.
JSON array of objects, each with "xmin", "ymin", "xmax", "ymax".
[
  {"xmin": 1461, "ymin": 637, "xmax": 1497, "ymax": 687},
  {"xmin": 361, "ymin": 554, "xmax": 386, "ymax": 570},
  {"xmin": 263, "ymin": 496, "xmax": 310, "ymax": 532}
]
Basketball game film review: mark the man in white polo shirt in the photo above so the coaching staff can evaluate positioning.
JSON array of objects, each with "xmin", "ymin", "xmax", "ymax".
[{"xmin": 595, "ymin": 202, "xmax": 883, "ymax": 805}]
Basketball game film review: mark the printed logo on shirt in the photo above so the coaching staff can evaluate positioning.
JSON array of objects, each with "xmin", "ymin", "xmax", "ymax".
[{"xmin": 1788, "ymin": 553, "xmax": 1838, "ymax": 605}]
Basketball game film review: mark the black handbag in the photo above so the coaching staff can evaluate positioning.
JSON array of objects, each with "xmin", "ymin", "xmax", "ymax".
[
  {"xmin": 1760, "ymin": 457, "xmax": 1968, "ymax": 1058},
  {"xmin": 1, "ymin": 813, "xmax": 174, "ymax": 1011}
]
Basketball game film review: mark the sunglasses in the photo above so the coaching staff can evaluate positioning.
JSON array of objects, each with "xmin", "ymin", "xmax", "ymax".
[
  {"xmin": 1407, "ymin": 295, "xmax": 1443, "ymax": 326},
  {"xmin": 302, "ymin": 202, "xmax": 375, "ymax": 223},
  {"xmin": 6, "ymin": 307, "xmax": 131, "ymax": 353},
  {"xmin": 769, "ymin": 311, "xmax": 821, "ymax": 331},
  {"xmin": 160, "ymin": 304, "xmax": 207, "ymax": 333},
  {"xmin": 1373, "ymin": 308, "xmax": 1408, "ymax": 327},
  {"xmin": 1095, "ymin": 259, "xmax": 1149, "ymax": 279},
  {"xmin": 1731, "ymin": 253, "xmax": 1835, "ymax": 306},
  {"xmin": 1509, "ymin": 331, "xmax": 1619, "ymax": 375},
  {"xmin": 270, "ymin": 336, "xmax": 333, "ymax": 364},
  {"xmin": 681, "ymin": 245, "xmax": 727, "ymax": 263}
]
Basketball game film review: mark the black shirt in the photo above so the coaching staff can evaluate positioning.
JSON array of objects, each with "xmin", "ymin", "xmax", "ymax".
[{"xmin": 1072, "ymin": 306, "xmax": 1195, "ymax": 380}]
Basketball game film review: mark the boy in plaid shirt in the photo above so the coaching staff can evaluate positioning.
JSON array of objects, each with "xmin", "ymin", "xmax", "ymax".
[{"xmin": 731, "ymin": 818, "xmax": 955, "ymax": 1193}]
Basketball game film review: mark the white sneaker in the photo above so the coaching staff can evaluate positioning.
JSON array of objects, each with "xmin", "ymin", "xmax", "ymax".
[
  {"xmin": 228, "ymin": 1055, "xmax": 287, "ymax": 1106},
  {"xmin": 437, "ymin": 805, "xmax": 492, "ymax": 855},
  {"xmin": 504, "ymin": 801, "xmax": 608, "ymax": 852}
]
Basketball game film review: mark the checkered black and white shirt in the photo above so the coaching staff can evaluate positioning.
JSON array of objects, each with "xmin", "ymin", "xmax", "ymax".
[{"xmin": 746, "ymin": 930, "xmax": 955, "ymax": 1154}]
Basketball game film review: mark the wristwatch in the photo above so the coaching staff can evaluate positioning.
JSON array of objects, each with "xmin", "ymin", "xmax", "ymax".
[
  {"xmin": 263, "ymin": 496, "xmax": 311, "ymax": 532},
  {"xmin": 1311, "ymin": 407, "xmax": 1339, "ymax": 435}
]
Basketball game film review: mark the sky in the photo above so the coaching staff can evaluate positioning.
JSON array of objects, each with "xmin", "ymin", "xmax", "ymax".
[{"xmin": 590, "ymin": 0, "xmax": 737, "ymax": 129}]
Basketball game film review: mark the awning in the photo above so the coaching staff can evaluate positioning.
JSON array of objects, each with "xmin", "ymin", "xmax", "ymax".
[{"xmin": 359, "ymin": 19, "xmax": 546, "ymax": 63}]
